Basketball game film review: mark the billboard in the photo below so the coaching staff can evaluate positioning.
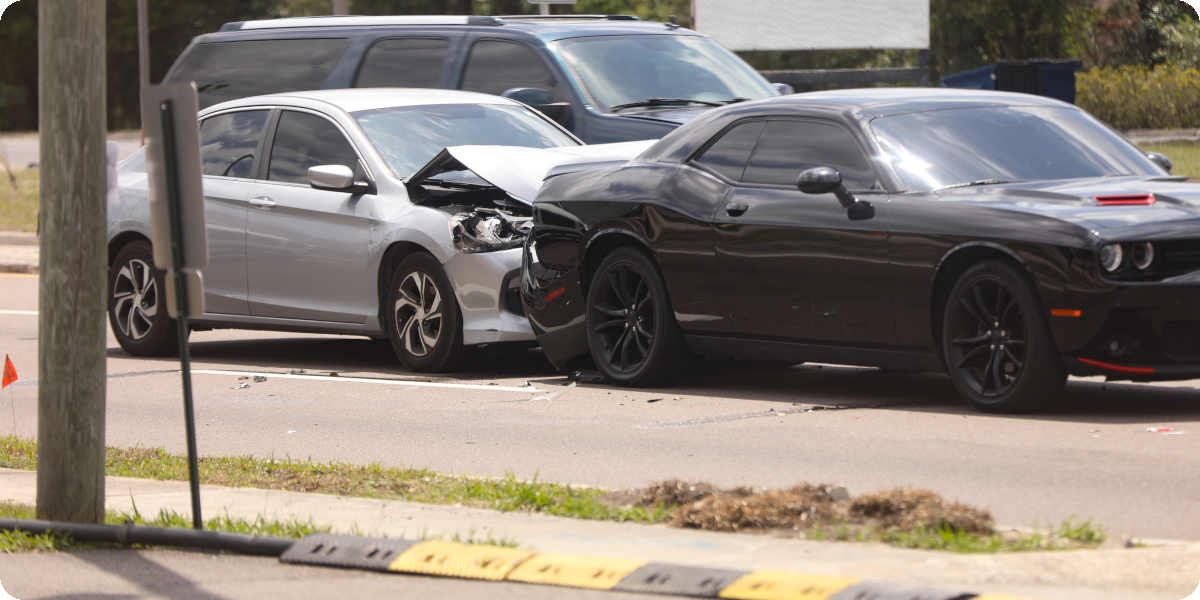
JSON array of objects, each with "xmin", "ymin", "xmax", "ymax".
[{"xmin": 693, "ymin": 0, "xmax": 929, "ymax": 51}]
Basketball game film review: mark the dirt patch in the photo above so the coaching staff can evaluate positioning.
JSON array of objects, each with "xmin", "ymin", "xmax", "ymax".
[{"xmin": 613, "ymin": 480, "xmax": 995, "ymax": 536}]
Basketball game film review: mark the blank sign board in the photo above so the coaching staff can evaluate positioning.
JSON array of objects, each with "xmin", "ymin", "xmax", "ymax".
[{"xmin": 693, "ymin": 0, "xmax": 929, "ymax": 51}]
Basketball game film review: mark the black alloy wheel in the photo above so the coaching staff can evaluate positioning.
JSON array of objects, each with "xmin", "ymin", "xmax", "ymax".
[
  {"xmin": 385, "ymin": 253, "xmax": 464, "ymax": 372},
  {"xmin": 107, "ymin": 240, "xmax": 178, "ymax": 356},
  {"xmin": 585, "ymin": 247, "xmax": 683, "ymax": 386},
  {"xmin": 941, "ymin": 260, "xmax": 1064, "ymax": 412}
]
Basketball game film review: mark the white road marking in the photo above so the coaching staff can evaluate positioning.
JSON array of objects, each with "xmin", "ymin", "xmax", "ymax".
[
  {"xmin": 192, "ymin": 368, "xmax": 538, "ymax": 394},
  {"xmin": 0, "ymin": 309, "xmax": 37, "ymax": 316}
]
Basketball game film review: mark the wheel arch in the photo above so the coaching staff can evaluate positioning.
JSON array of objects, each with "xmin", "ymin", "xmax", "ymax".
[
  {"xmin": 929, "ymin": 242, "xmax": 1039, "ymax": 367},
  {"xmin": 581, "ymin": 228, "xmax": 656, "ymax": 295},
  {"xmin": 108, "ymin": 231, "xmax": 151, "ymax": 266},
  {"xmin": 376, "ymin": 241, "xmax": 438, "ymax": 333}
]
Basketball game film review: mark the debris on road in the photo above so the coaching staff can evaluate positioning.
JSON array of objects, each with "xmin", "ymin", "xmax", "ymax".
[
  {"xmin": 231, "ymin": 382, "xmax": 249, "ymax": 390},
  {"xmin": 646, "ymin": 398, "xmax": 662, "ymax": 403},
  {"xmin": 253, "ymin": 375, "xmax": 267, "ymax": 383},
  {"xmin": 1146, "ymin": 427, "xmax": 1185, "ymax": 435},
  {"xmin": 568, "ymin": 369, "xmax": 606, "ymax": 384},
  {"xmin": 287, "ymin": 369, "xmax": 306, "ymax": 375}
]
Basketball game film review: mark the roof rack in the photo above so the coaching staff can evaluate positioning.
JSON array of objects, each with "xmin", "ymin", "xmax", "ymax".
[
  {"xmin": 219, "ymin": 15, "xmax": 502, "ymax": 32},
  {"xmin": 496, "ymin": 14, "xmax": 639, "ymax": 21}
]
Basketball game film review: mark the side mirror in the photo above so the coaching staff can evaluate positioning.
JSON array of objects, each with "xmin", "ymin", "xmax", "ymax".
[
  {"xmin": 1146, "ymin": 151, "xmax": 1173, "ymax": 173},
  {"xmin": 771, "ymin": 82, "xmax": 795, "ymax": 96},
  {"xmin": 309, "ymin": 164, "xmax": 364, "ymax": 192},
  {"xmin": 797, "ymin": 166, "xmax": 842, "ymax": 195},
  {"xmin": 797, "ymin": 166, "xmax": 871, "ymax": 219},
  {"xmin": 503, "ymin": 87, "xmax": 553, "ymax": 106},
  {"xmin": 503, "ymin": 87, "xmax": 572, "ymax": 127}
]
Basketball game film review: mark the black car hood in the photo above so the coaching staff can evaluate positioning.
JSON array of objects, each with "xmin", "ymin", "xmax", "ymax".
[
  {"xmin": 936, "ymin": 176, "xmax": 1200, "ymax": 239},
  {"xmin": 613, "ymin": 105, "xmax": 713, "ymax": 126}
]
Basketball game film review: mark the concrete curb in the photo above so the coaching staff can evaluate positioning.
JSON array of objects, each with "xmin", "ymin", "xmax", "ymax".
[
  {"xmin": 281, "ymin": 534, "xmax": 1019, "ymax": 600},
  {"xmin": 0, "ymin": 262, "xmax": 37, "ymax": 274}
]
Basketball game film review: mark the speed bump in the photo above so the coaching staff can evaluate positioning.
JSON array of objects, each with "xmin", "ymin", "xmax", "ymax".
[
  {"xmin": 387, "ymin": 539, "xmax": 534, "ymax": 580},
  {"xmin": 507, "ymin": 552, "xmax": 646, "ymax": 589},
  {"xmin": 280, "ymin": 534, "xmax": 416, "ymax": 571},
  {"xmin": 719, "ymin": 570, "xmax": 861, "ymax": 600},
  {"xmin": 614, "ymin": 563, "xmax": 748, "ymax": 597}
]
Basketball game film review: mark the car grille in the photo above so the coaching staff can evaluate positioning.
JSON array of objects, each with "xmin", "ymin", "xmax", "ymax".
[
  {"xmin": 1163, "ymin": 321, "xmax": 1200, "ymax": 361},
  {"xmin": 1160, "ymin": 239, "xmax": 1200, "ymax": 278}
]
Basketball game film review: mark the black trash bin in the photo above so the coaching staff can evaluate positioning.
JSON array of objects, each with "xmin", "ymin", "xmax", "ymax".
[{"xmin": 941, "ymin": 59, "xmax": 1082, "ymax": 103}]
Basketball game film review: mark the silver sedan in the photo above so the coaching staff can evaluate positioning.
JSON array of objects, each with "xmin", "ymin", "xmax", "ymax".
[{"xmin": 109, "ymin": 88, "xmax": 646, "ymax": 370}]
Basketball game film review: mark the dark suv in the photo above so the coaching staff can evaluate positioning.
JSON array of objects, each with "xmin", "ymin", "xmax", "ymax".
[{"xmin": 163, "ymin": 14, "xmax": 784, "ymax": 143}]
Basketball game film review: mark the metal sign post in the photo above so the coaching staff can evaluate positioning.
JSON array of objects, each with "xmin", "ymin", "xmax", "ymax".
[{"xmin": 138, "ymin": 0, "xmax": 208, "ymax": 530}]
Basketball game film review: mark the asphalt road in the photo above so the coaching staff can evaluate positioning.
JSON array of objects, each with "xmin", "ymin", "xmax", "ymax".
[{"xmin": 2, "ymin": 272, "xmax": 1199, "ymax": 541}]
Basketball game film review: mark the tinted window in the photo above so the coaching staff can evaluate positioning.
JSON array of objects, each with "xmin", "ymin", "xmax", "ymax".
[
  {"xmin": 199, "ymin": 110, "xmax": 269, "ymax": 178},
  {"xmin": 871, "ymin": 106, "xmax": 1164, "ymax": 192},
  {"xmin": 353, "ymin": 103, "xmax": 578, "ymax": 178},
  {"xmin": 355, "ymin": 37, "xmax": 450, "ymax": 88},
  {"xmin": 743, "ymin": 120, "xmax": 877, "ymax": 190},
  {"xmin": 168, "ymin": 39, "xmax": 348, "ymax": 109},
  {"xmin": 693, "ymin": 120, "xmax": 765, "ymax": 181},
  {"xmin": 268, "ymin": 111, "xmax": 360, "ymax": 185},
  {"xmin": 460, "ymin": 40, "xmax": 563, "ymax": 100}
]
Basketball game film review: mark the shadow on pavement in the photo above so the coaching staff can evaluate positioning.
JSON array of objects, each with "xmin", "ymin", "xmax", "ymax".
[{"xmin": 64, "ymin": 548, "xmax": 225, "ymax": 600}]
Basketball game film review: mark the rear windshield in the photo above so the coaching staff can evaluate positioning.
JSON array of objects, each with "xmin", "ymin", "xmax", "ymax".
[
  {"xmin": 352, "ymin": 103, "xmax": 580, "ymax": 178},
  {"xmin": 167, "ymin": 38, "xmax": 348, "ymax": 109}
]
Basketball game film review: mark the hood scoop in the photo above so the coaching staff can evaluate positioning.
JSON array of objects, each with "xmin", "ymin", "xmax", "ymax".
[{"xmin": 1094, "ymin": 193, "xmax": 1155, "ymax": 206}]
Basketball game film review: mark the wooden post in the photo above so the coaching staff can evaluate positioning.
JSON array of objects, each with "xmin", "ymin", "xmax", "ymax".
[
  {"xmin": 332, "ymin": 0, "xmax": 349, "ymax": 15},
  {"xmin": 36, "ymin": 0, "xmax": 107, "ymax": 523}
]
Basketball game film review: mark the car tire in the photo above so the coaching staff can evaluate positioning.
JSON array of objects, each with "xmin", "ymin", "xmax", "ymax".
[
  {"xmin": 940, "ymin": 260, "xmax": 1064, "ymax": 412},
  {"xmin": 384, "ymin": 253, "xmax": 464, "ymax": 372},
  {"xmin": 107, "ymin": 240, "xmax": 179, "ymax": 356},
  {"xmin": 585, "ymin": 246, "xmax": 684, "ymax": 386}
]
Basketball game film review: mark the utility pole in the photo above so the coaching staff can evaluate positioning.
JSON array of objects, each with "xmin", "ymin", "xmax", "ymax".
[{"xmin": 36, "ymin": 0, "xmax": 108, "ymax": 523}]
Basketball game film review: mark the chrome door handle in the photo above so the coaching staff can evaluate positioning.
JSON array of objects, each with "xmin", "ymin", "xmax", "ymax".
[{"xmin": 249, "ymin": 196, "xmax": 277, "ymax": 208}]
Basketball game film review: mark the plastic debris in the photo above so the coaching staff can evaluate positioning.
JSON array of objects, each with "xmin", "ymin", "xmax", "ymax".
[
  {"xmin": 253, "ymin": 375, "xmax": 267, "ymax": 383},
  {"xmin": 231, "ymin": 382, "xmax": 249, "ymax": 390},
  {"xmin": 569, "ymin": 369, "xmax": 606, "ymax": 384},
  {"xmin": 287, "ymin": 369, "xmax": 306, "ymax": 375},
  {"xmin": 1146, "ymin": 427, "xmax": 1185, "ymax": 435},
  {"xmin": 647, "ymin": 398, "xmax": 662, "ymax": 403}
]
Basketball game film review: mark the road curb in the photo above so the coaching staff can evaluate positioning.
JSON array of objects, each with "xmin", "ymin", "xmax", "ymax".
[
  {"xmin": 0, "ymin": 261, "xmax": 37, "ymax": 274},
  {"xmin": 281, "ymin": 534, "xmax": 1022, "ymax": 599}
]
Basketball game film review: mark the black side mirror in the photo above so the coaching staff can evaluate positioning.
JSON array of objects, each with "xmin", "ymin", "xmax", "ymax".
[
  {"xmin": 503, "ymin": 87, "xmax": 571, "ymax": 127},
  {"xmin": 1146, "ymin": 151, "xmax": 1173, "ymax": 173},
  {"xmin": 797, "ymin": 166, "xmax": 874, "ymax": 220},
  {"xmin": 503, "ymin": 87, "xmax": 553, "ymax": 106}
]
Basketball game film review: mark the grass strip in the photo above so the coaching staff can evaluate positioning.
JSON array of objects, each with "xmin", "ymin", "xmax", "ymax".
[
  {"xmin": 0, "ymin": 169, "xmax": 37, "ymax": 233},
  {"xmin": 0, "ymin": 436, "xmax": 670, "ymax": 525},
  {"xmin": 0, "ymin": 500, "xmax": 326, "ymax": 553},
  {"xmin": 0, "ymin": 437, "xmax": 1104, "ymax": 553}
]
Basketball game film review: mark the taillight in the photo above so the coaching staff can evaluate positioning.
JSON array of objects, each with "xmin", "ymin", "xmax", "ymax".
[{"xmin": 1094, "ymin": 193, "xmax": 1155, "ymax": 206}]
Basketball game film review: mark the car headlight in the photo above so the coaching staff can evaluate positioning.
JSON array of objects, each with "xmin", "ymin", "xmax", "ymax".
[
  {"xmin": 1131, "ymin": 242, "xmax": 1155, "ymax": 270},
  {"xmin": 1099, "ymin": 243, "xmax": 1124, "ymax": 272}
]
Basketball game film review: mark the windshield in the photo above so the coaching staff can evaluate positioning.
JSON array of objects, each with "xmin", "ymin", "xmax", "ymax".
[
  {"xmin": 871, "ymin": 106, "xmax": 1164, "ymax": 192},
  {"xmin": 352, "ymin": 103, "xmax": 579, "ymax": 178},
  {"xmin": 553, "ymin": 34, "xmax": 776, "ymax": 110}
]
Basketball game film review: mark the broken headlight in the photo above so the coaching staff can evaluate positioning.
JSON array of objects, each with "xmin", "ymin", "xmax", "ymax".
[{"xmin": 449, "ymin": 208, "xmax": 532, "ymax": 253}]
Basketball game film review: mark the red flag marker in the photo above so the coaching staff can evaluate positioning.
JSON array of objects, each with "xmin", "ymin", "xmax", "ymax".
[{"xmin": 2, "ymin": 355, "xmax": 17, "ymax": 389}]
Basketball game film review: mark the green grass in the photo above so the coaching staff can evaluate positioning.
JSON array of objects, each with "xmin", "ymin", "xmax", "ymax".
[
  {"xmin": 0, "ymin": 168, "xmax": 37, "ymax": 232},
  {"xmin": 804, "ymin": 519, "xmax": 1106, "ymax": 553},
  {"xmin": 0, "ymin": 499, "xmax": 327, "ymax": 553},
  {"xmin": 1141, "ymin": 141, "xmax": 1200, "ymax": 177},
  {"xmin": 0, "ymin": 436, "xmax": 671, "ymax": 526}
]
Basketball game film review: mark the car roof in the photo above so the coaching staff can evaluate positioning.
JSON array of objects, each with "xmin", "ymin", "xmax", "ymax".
[
  {"xmin": 207, "ymin": 15, "xmax": 698, "ymax": 43},
  {"xmin": 199, "ymin": 88, "xmax": 522, "ymax": 116}
]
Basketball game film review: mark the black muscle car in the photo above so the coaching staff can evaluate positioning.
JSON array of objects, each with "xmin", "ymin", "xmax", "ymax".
[{"xmin": 519, "ymin": 88, "xmax": 1200, "ymax": 412}]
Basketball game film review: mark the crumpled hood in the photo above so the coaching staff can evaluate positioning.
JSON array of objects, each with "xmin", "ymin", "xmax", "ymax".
[
  {"xmin": 413, "ymin": 140, "xmax": 656, "ymax": 205},
  {"xmin": 938, "ymin": 176, "xmax": 1200, "ymax": 239}
]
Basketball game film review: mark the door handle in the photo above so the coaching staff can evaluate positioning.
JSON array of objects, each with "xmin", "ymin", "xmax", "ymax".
[
  {"xmin": 249, "ymin": 196, "xmax": 277, "ymax": 209},
  {"xmin": 725, "ymin": 200, "xmax": 749, "ymax": 217}
]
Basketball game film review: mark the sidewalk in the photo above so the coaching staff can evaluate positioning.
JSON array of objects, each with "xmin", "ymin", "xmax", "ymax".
[
  {"xmin": 1, "ymin": 468, "xmax": 1195, "ymax": 599},
  {"xmin": 0, "ymin": 231, "xmax": 36, "ymax": 274}
]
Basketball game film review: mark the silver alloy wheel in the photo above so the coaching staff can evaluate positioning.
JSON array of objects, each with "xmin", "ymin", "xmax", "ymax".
[
  {"xmin": 112, "ymin": 258, "xmax": 159, "ymax": 340},
  {"xmin": 393, "ymin": 271, "xmax": 442, "ymax": 357}
]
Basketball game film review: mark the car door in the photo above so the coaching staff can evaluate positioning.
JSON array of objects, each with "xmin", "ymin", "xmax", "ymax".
[
  {"xmin": 242, "ymin": 108, "xmax": 377, "ymax": 323},
  {"xmin": 196, "ymin": 109, "xmax": 271, "ymax": 315},
  {"xmin": 713, "ymin": 118, "xmax": 893, "ymax": 346}
]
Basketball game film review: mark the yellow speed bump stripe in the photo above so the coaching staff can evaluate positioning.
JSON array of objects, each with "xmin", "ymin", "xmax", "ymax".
[
  {"xmin": 388, "ymin": 540, "xmax": 534, "ymax": 580},
  {"xmin": 507, "ymin": 552, "xmax": 647, "ymax": 589},
  {"xmin": 718, "ymin": 570, "xmax": 860, "ymax": 600}
]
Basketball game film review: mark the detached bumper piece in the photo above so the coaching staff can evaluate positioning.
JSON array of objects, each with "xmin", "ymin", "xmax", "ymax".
[{"xmin": 280, "ymin": 534, "xmax": 1011, "ymax": 599}]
